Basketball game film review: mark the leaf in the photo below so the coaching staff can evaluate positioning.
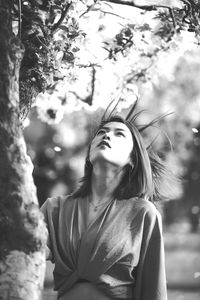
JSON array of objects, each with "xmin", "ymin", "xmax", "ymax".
[
  {"xmin": 138, "ymin": 23, "xmax": 152, "ymax": 31},
  {"xmin": 53, "ymin": 71, "xmax": 63, "ymax": 79},
  {"xmin": 26, "ymin": 29, "xmax": 37, "ymax": 36},
  {"xmin": 52, "ymin": 5, "xmax": 62, "ymax": 10},
  {"xmin": 58, "ymin": 25, "xmax": 69, "ymax": 33},
  {"xmin": 63, "ymin": 52, "xmax": 75, "ymax": 62},
  {"xmin": 35, "ymin": 0, "xmax": 43, "ymax": 5},
  {"xmin": 71, "ymin": 46, "xmax": 80, "ymax": 53}
]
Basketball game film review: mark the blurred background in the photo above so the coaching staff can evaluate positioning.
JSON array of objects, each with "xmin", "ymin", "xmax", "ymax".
[{"xmin": 25, "ymin": 51, "xmax": 200, "ymax": 297}]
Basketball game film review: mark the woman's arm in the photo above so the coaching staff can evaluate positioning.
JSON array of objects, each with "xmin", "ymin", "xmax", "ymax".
[
  {"xmin": 40, "ymin": 198, "xmax": 54, "ymax": 262},
  {"xmin": 133, "ymin": 207, "xmax": 168, "ymax": 300}
]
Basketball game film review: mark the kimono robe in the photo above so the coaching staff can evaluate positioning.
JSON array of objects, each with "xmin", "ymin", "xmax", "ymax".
[{"xmin": 41, "ymin": 195, "xmax": 167, "ymax": 300}]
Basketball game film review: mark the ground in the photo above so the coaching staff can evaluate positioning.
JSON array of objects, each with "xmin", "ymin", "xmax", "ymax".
[{"xmin": 42, "ymin": 220, "xmax": 200, "ymax": 300}]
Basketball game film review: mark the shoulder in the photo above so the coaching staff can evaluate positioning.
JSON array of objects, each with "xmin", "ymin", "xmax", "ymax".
[
  {"xmin": 40, "ymin": 194, "xmax": 77, "ymax": 228},
  {"xmin": 139, "ymin": 197, "xmax": 160, "ymax": 215},
  {"xmin": 40, "ymin": 194, "xmax": 73, "ymax": 214},
  {"xmin": 138, "ymin": 198, "xmax": 164, "ymax": 236},
  {"xmin": 126, "ymin": 198, "xmax": 164, "ymax": 241},
  {"xmin": 127, "ymin": 196, "xmax": 162, "ymax": 226},
  {"xmin": 129, "ymin": 196, "xmax": 160, "ymax": 215}
]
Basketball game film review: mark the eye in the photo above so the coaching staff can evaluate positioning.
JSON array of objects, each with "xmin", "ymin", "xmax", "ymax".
[
  {"xmin": 116, "ymin": 132, "xmax": 125, "ymax": 137},
  {"xmin": 97, "ymin": 129, "xmax": 105, "ymax": 135}
]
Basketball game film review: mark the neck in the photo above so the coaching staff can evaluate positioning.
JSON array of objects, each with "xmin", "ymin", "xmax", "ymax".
[{"xmin": 90, "ymin": 161, "xmax": 123, "ymax": 204}]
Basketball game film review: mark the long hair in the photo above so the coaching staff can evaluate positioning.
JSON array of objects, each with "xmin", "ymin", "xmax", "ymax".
[{"xmin": 73, "ymin": 114, "xmax": 174, "ymax": 202}]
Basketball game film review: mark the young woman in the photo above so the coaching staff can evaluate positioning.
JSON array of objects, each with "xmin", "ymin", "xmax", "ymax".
[{"xmin": 41, "ymin": 110, "xmax": 170, "ymax": 300}]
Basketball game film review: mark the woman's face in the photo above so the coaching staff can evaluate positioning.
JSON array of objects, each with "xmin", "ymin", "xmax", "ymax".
[{"xmin": 89, "ymin": 121, "xmax": 134, "ymax": 168}]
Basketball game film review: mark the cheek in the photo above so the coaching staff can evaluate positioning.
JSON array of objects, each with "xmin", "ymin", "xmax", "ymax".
[
  {"xmin": 88, "ymin": 146, "xmax": 93, "ymax": 160},
  {"xmin": 88, "ymin": 142, "xmax": 96, "ymax": 161},
  {"xmin": 120, "ymin": 140, "xmax": 133, "ymax": 156},
  {"xmin": 125, "ymin": 149, "xmax": 134, "ymax": 164}
]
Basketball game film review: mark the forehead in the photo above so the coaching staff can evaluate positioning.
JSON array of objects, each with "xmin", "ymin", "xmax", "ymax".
[{"xmin": 101, "ymin": 121, "xmax": 131, "ymax": 133}]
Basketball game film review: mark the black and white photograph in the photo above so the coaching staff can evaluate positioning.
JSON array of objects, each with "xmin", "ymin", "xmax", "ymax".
[{"xmin": 0, "ymin": 1, "xmax": 200, "ymax": 300}]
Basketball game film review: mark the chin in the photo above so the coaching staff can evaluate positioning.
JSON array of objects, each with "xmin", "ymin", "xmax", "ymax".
[{"xmin": 91, "ymin": 154, "xmax": 112, "ymax": 164}]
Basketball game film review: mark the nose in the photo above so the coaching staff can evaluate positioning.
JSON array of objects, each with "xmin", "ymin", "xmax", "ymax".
[{"xmin": 102, "ymin": 132, "xmax": 111, "ymax": 141}]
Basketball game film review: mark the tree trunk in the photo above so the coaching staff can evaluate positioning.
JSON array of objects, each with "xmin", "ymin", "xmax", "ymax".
[{"xmin": 0, "ymin": 1, "xmax": 47, "ymax": 299}]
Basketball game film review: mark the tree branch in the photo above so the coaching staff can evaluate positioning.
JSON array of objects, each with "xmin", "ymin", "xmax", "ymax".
[
  {"xmin": 51, "ymin": 2, "xmax": 72, "ymax": 33},
  {"xmin": 80, "ymin": 0, "xmax": 99, "ymax": 17},
  {"xmin": 102, "ymin": 0, "xmax": 184, "ymax": 10},
  {"xmin": 17, "ymin": 0, "xmax": 22, "ymax": 39},
  {"xmin": 70, "ymin": 68, "xmax": 96, "ymax": 106},
  {"xmin": 169, "ymin": 8, "xmax": 177, "ymax": 29},
  {"xmin": 84, "ymin": 67, "xmax": 96, "ymax": 106},
  {"xmin": 80, "ymin": 4, "xmax": 95, "ymax": 17},
  {"xmin": 75, "ymin": 62, "xmax": 101, "ymax": 68},
  {"xmin": 100, "ymin": 9, "xmax": 128, "ymax": 19},
  {"xmin": 89, "ymin": 67, "xmax": 96, "ymax": 105}
]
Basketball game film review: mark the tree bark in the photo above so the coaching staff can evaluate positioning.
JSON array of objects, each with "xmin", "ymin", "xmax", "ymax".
[{"xmin": 0, "ymin": 1, "xmax": 47, "ymax": 299}]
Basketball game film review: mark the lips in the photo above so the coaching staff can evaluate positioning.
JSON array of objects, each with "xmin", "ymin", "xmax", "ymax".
[{"xmin": 98, "ymin": 140, "xmax": 111, "ymax": 148}]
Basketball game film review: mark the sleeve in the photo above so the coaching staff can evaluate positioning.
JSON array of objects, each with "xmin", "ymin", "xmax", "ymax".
[
  {"xmin": 40, "ymin": 198, "xmax": 55, "ymax": 262},
  {"xmin": 133, "ymin": 208, "xmax": 168, "ymax": 300}
]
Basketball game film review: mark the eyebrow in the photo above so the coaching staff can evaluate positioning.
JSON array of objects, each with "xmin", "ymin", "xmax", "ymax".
[{"xmin": 101, "ymin": 126, "xmax": 126, "ymax": 132}]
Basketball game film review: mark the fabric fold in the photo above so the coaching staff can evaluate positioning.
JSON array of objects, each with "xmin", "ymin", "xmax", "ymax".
[{"xmin": 41, "ymin": 195, "xmax": 167, "ymax": 300}]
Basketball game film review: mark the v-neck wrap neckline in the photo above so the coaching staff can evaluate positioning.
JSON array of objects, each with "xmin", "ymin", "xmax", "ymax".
[{"xmin": 87, "ymin": 196, "xmax": 115, "ymax": 212}]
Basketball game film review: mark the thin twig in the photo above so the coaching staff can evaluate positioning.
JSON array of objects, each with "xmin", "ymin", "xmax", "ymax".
[
  {"xmin": 38, "ymin": 24, "xmax": 48, "ymax": 39},
  {"xmin": 88, "ymin": 67, "xmax": 96, "ymax": 105},
  {"xmin": 102, "ymin": 0, "xmax": 184, "ymax": 11},
  {"xmin": 70, "ymin": 91, "xmax": 84, "ymax": 101},
  {"xmin": 17, "ymin": 0, "xmax": 22, "ymax": 39},
  {"xmin": 80, "ymin": 5, "xmax": 95, "ymax": 18},
  {"xmin": 51, "ymin": 2, "xmax": 72, "ymax": 33},
  {"xmin": 169, "ymin": 8, "xmax": 177, "ymax": 29},
  {"xmin": 35, "ymin": 36, "xmax": 49, "ymax": 50},
  {"xmin": 80, "ymin": 0, "xmax": 100, "ymax": 17},
  {"xmin": 102, "ymin": 0, "xmax": 156, "ymax": 11},
  {"xmin": 75, "ymin": 62, "xmax": 101, "ymax": 68},
  {"xmin": 100, "ymin": 10, "xmax": 128, "ymax": 19}
]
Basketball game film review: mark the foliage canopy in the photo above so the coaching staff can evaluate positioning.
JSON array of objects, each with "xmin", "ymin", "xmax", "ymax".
[{"xmin": 10, "ymin": 0, "xmax": 200, "ymax": 123}]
